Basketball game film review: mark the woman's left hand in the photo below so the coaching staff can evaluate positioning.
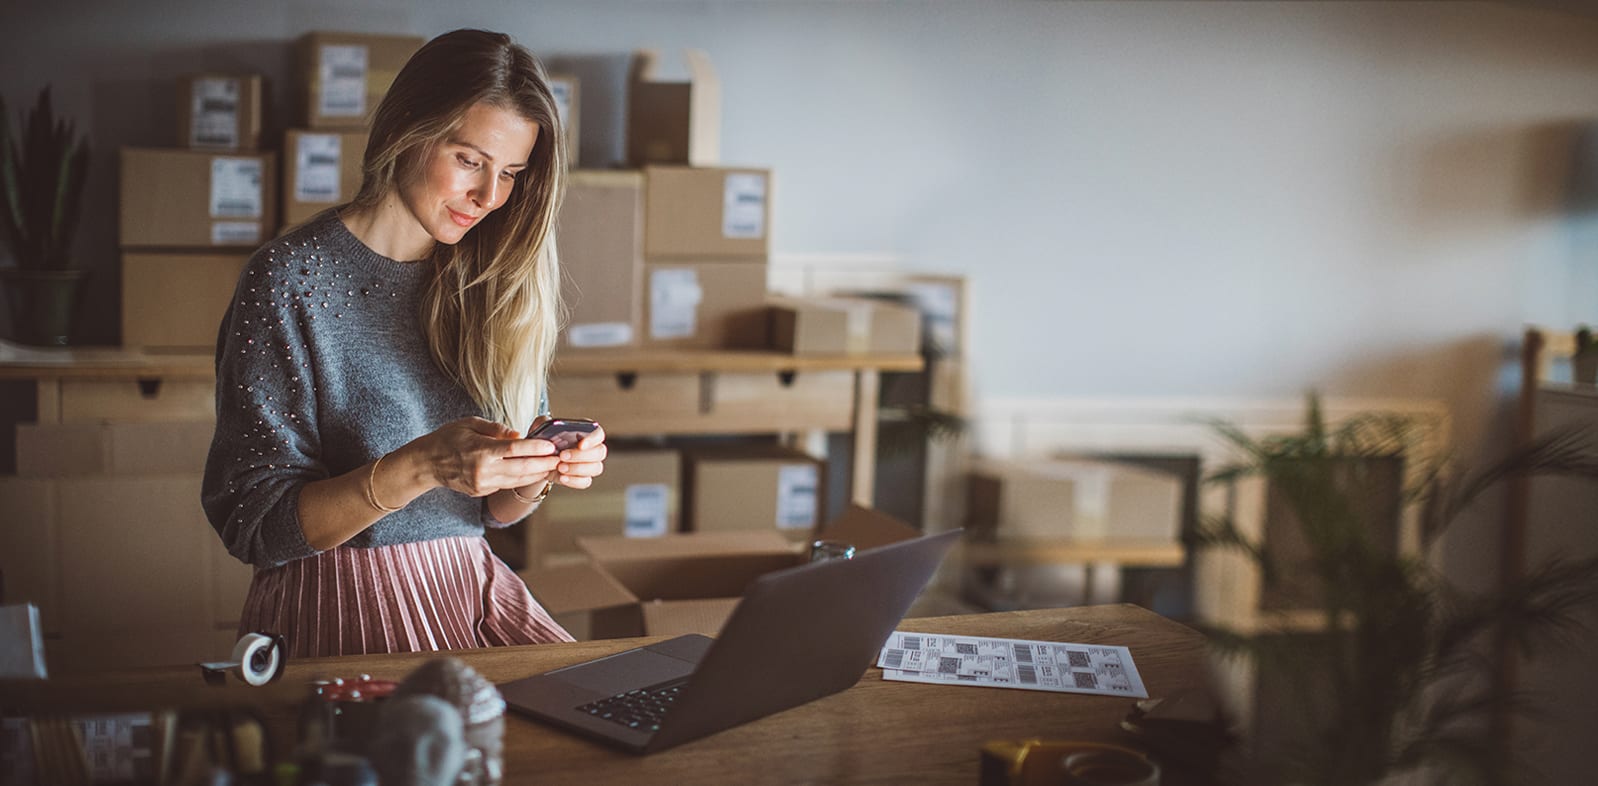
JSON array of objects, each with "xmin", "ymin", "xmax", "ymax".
[{"xmin": 549, "ymin": 422, "xmax": 606, "ymax": 489}]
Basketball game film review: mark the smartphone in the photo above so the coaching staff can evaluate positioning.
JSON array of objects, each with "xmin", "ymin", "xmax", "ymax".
[{"xmin": 528, "ymin": 418, "xmax": 600, "ymax": 451}]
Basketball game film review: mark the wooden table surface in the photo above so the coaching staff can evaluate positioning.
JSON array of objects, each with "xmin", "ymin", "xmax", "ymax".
[{"xmin": 7, "ymin": 604, "xmax": 1212, "ymax": 784}]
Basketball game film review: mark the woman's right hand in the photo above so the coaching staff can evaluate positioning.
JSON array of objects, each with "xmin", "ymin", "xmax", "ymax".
[{"xmin": 399, "ymin": 416, "xmax": 562, "ymax": 498}]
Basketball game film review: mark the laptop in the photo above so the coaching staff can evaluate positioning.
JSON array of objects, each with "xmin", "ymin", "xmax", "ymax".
[{"xmin": 501, "ymin": 529, "xmax": 961, "ymax": 754}]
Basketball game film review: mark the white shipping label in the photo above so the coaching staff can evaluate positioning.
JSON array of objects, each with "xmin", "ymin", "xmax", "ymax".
[
  {"xmin": 877, "ymin": 631, "xmax": 1148, "ymax": 698},
  {"xmin": 722, "ymin": 173, "xmax": 767, "ymax": 239},
  {"xmin": 775, "ymin": 463, "xmax": 819, "ymax": 530},
  {"xmin": 649, "ymin": 269, "xmax": 703, "ymax": 339},
  {"xmin": 189, "ymin": 77, "xmax": 240, "ymax": 149},
  {"xmin": 318, "ymin": 44, "xmax": 369, "ymax": 118},
  {"xmin": 294, "ymin": 133, "xmax": 344, "ymax": 203},
  {"xmin": 567, "ymin": 322, "xmax": 633, "ymax": 348},
  {"xmin": 550, "ymin": 79, "xmax": 574, "ymax": 133},
  {"xmin": 209, "ymin": 157, "xmax": 263, "ymax": 218},
  {"xmin": 624, "ymin": 483, "xmax": 671, "ymax": 538},
  {"xmin": 72, "ymin": 713, "xmax": 155, "ymax": 783},
  {"xmin": 212, "ymin": 221, "xmax": 261, "ymax": 245}
]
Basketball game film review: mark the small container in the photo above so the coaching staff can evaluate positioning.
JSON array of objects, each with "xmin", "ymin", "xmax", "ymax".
[{"xmin": 809, "ymin": 540, "xmax": 856, "ymax": 562}]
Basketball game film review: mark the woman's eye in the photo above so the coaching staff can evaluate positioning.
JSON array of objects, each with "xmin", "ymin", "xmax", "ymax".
[
  {"xmin": 500, "ymin": 170, "xmax": 517, "ymax": 182},
  {"xmin": 457, "ymin": 154, "xmax": 480, "ymax": 169}
]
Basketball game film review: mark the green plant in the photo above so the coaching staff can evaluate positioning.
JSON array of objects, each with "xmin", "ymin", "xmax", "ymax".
[
  {"xmin": 1196, "ymin": 395, "xmax": 1598, "ymax": 786},
  {"xmin": 0, "ymin": 86, "xmax": 90, "ymax": 271},
  {"xmin": 1576, "ymin": 326, "xmax": 1595, "ymax": 355}
]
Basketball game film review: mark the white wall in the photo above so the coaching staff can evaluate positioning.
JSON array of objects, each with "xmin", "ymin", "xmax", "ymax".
[{"xmin": 4, "ymin": 0, "xmax": 1598, "ymax": 456}]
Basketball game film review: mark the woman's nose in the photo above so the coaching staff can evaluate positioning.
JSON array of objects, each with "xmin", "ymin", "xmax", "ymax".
[{"xmin": 471, "ymin": 173, "xmax": 500, "ymax": 209}]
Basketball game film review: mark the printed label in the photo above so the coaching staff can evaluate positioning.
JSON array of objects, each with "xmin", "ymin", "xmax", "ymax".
[
  {"xmin": 649, "ymin": 268, "xmax": 703, "ymax": 339},
  {"xmin": 211, "ymin": 221, "xmax": 261, "ymax": 245},
  {"xmin": 567, "ymin": 322, "xmax": 633, "ymax": 348},
  {"xmin": 189, "ymin": 77, "xmax": 240, "ymax": 149},
  {"xmin": 294, "ymin": 133, "xmax": 343, "ymax": 203},
  {"xmin": 72, "ymin": 713, "xmax": 155, "ymax": 782},
  {"xmin": 209, "ymin": 157, "xmax": 263, "ymax": 218},
  {"xmin": 624, "ymin": 483, "xmax": 671, "ymax": 537},
  {"xmin": 550, "ymin": 78, "xmax": 574, "ymax": 133},
  {"xmin": 318, "ymin": 44, "xmax": 369, "ymax": 118},
  {"xmin": 776, "ymin": 463, "xmax": 819, "ymax": 530},
  {"xmin": 722, "ymin": 172, "xmax": 766, "ymax": 239}
]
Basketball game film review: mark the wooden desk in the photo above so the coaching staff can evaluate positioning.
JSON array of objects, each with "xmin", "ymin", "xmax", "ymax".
[{"xmin": 8, "ymin": 605, "xmax": 1212, "ymax": 784}]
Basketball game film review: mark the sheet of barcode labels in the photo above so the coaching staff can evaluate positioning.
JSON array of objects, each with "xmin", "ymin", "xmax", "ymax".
[{"xmin": 875, "ymin": 631, "xmax": 1148, "ymax": 698}]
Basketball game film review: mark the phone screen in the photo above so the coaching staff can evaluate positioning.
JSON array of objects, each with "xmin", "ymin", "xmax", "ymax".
[{"xmin": 530, "ymin": 418, "xmax": 599, "ymax": 451}]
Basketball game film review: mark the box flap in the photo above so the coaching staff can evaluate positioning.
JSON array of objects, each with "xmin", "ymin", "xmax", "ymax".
[
  {"xmin": 641, "ymin": 597, "xmax": 741, "ymax": 638},
  {"xmin": 519, "ymin": 562, "xmax": 637, "ymax": 615},
  {"xmin": 603, "ymin": 552, "xmax": 800, "ymax": 601},
  {"xmin": 815, "ymin": 504, "xmax": 922, "ymax": 551},
  {"xmin": 579, "ymin": 530, "xmax": 795, "ymax": 561}
]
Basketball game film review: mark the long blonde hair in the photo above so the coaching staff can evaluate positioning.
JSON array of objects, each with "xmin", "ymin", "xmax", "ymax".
[{"xmin": 348, "ymin": 29, "xmax": 566, "ymax": 429}]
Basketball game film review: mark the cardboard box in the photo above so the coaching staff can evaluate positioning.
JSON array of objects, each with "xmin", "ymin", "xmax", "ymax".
[
  {"xmin": 17, "ymin": 420, "xmax": 215, "ymax": 477},
  {"xmin": 627, "ymin": 49, "xmax": 719, "ymax": 167},
  {"xmin": 559, "ymin": 171, "xmax": 643, "ymax": 349},
  {"xmin": 644, "ymin": 261, "xmax": 769, "ymax": 349},
  {"xmin": 0, "ymin": 479, "xmax": 59, "ymax": 634},
  {"xmin": 119, "ymin": 148, "xmax": 277, "ymax": 248},
  {"xmin": 685, "ymin": 445, "xmax": 825, "ymax": 542},
  {"xmin": 966, "ymin": 460, "xmax": 1182, "ymax": 541},
  {"xmin": 283, "ymin": 129, "xmax": 367, "ymax": 228},
  {"xmin": 769, "ymin": 296, "xmax": 923, "ymax": 356},
  {"xmin": 178, "ymin": 74, "xmax": 265, "ymax": 151},
  {"xmin": 644, "ymin": 166, "xmax": 770, "ymax": 259},
  {"xmin": 122, "ymin": 252, "xmax": 247, "ymax": 350},
  {"xmin": 549, "ymin": 74, "xmax": 580, "ymax": 168},
  {"xmin": 296, "ymin": 31, "xmax": 426, "ymax": 129},
  {"xmin": 522, "ymin": 505, "xmax": 920, "ymax": 639},
  {"xmin": 528, "ymin": 449, "xmax": 680, "ymax": 565}
]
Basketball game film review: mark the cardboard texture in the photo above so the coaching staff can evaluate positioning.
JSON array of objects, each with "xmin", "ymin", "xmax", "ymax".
[
  {"xmin": 121, "ymin": 252, "xmax": 247, "ymax": 351},
  {"xmin": 966, "ymin": 460, "xmax": 1182, "ymax": 541},
  {"xmin": 296, "ymin": 31, "xmax": 425, "ymax": 129},
  {"xmin": 521, "ymin": 505, "xmax": 919, "ymax": 639},
  {"xmin": 17, "ymin": 420, "xmax": 214, "ymax": 477},
  {"xmin": 769, "ymin": 296, "xmax": 923, "ymax": 356},
  {"xmin": 527, "ymin": 449, "xmax": 680, "ymax": 564},
  {"xmin": 282, "ymin": 129, "xmax": 367, "ymax": 228},
  {"xmin": 119, "ymin": 148, "xmax": 278, "ymax": 248},
  {"xmin": 627, "ymin": 49, "xmax": 720, "ymax": 167},
  {"xmin": 644, "ymin": 167, "xmax": 770, "ymax": 259},
  {"xmin": 549, "ymin": 74, "xmax": 580, "ymax": 168},
  {"xmin": 684, "ymin": 445, "xmax": 825, "ymax": 541},
  {"xmin": 0, "ymin": 479, "xmax": 59, "ymax": 634},
  {"xmin": 643, "ymin": 261, "xmax": 769, "ymax": 349},
  {"xmin": 55, "ymin": 379, "xmax": 214, "ymax": 423},
  {"xmin": 559, "ymin": 171, "xmax": 644, "ymax": 349},
  {"xmin": 178, "ymin": 74, "xmax": 265, "ymax": 151}
]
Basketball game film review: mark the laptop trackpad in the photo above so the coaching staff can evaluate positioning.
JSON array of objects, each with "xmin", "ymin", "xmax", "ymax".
[{"xmin": 554, "ymin": 648, "xmax": 695, "ymax": 695}]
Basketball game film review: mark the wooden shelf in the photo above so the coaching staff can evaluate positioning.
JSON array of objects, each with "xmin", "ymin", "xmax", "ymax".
[
  {"xmin": 554, "ymin": 349, "xmax": 923, "ymax": 375},
  {"xmin": 959, "ymin": 538, "xmax": 1185, "ymax": 568},
  {"xmin": 0, "ymin": 342, "xmax": 213, "ymax": 381}
]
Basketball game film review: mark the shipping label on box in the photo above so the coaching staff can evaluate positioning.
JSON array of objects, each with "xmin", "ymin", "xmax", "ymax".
[
  {"xmin": 625, "ymin": 482, "xmax": 671, "ymax": 537},
  {"xmin": 722, "ymin": 172, "xmax": 766, "ymax": 240},
  {"xmin": 188, "ymin": 77, "xmax": 241, "ymax": 149},
  {"xmin": 775, "ymin": 464, "xmax": 819, "ymax": 530},
  {"xmin": 649, "ymin": 268, "xmax": 703, "ymax": 339},
  {"xmin": 294, "ymin": 133, "xmax": 344, "ymax": 202},
  {"xmin": 318, "ymin": 44, "xmax": 369, "ymax": 119},
  {"xmin": 210, "ymin": 157, "xmax": 263, "ymax": 218}
]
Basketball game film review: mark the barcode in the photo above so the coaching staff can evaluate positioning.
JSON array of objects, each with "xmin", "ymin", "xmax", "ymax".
[
  {"xmin": 199, "ymin": 99, "xmax": 236, "ymax": 112},
  {"xmin": 1015, "ymin": 644, "xmax": 1032, "ymax": 663},
  {"xmin": 307, "ymin": 153, "xmax": 339, "ymax": 166},
  {"xmin": 734, "ymin": 193, "xmax": 762, "ymax": 204},
  {"xmin": 329, "ymin": 65, "xmax": 365, "ymax": 78},
  {"xmin": 1018, "ymin": 664, "xmax": 1036, "ymax": 684},
  {"xmin": 1073, "ymin": 672, "xmax": 1098, "ymax": 689},
  {"xmin": 885, "ymin": 650, "xmax": 905, "ymax": 669},
  {"xmin": 956, "ymin": 642, "xmax": 977, "ymax": 655},
  {"xmin": 902, "ymin": 636, "xmax": 920, "ymax": 650},
  {"xmin": 1067, "ymin": 650, "xmax": 1090, "ymax": 668},
  {"xmin": 958, "ymin": 675, "xmax": 977, "ymax": 681},
  {"xmin": 937, "ymin": 657, "xmax": 960, "ymax": 675}
]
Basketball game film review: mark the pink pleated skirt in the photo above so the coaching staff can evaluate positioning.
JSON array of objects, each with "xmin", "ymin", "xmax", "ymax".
[{"xmin": 237, "ymin": 535, "xmax": 573, "ymax": 658}]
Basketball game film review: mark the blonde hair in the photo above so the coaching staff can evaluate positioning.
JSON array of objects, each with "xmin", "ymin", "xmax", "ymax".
[{"xmin": 348, "ymin": 29, "xmax": 566, "ymax": 429}]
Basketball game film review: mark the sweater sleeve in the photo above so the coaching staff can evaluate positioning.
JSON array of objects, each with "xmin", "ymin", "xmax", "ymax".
[{"xmin": 202, "ymin": 256, "xmax": 327, "ymax": 569}]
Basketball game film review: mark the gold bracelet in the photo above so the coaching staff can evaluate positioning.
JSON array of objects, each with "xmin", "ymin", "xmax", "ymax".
[
  {"xmin": 366, "ymin": 453, "xmax": 402, "ymax": 514},
  {"xmin": 512, "ymin": 480, "xmax": 553, "ymax": 505}
]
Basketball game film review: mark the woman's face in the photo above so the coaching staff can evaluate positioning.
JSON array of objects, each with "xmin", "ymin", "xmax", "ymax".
[{"xmin": 400, "ymin": 101, "xmax": 540, "ymax": 245}]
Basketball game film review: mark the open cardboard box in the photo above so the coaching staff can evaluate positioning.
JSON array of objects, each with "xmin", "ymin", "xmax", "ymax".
[{"xmin": 521, "ymin": 505, "xmax": 920, "ymax": 640}]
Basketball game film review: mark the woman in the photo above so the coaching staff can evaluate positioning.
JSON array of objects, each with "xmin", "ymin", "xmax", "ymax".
[{"xmin": 202, "ymin": 29, "xmax": 604, "ymax": 657}]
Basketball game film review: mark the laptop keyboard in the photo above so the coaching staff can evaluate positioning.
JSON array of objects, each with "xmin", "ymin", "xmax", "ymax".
[{"xmin": 576, "ymin": 679, "xmax": 687, "ymax": 733}]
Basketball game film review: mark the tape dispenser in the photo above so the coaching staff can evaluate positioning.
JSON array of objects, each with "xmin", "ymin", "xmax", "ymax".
[{"xmin": 198, "ymin": 632, "xmax": 288, "ymax": 687}]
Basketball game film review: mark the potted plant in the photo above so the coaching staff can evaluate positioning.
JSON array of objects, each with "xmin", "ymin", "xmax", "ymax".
[
  {"xmin": 0, "ymin": 86, "xmax": 91, "ymax": 346},
  {"xmin": 1196, "ymin": 395, "xmax": 1598, "ymax": 785},
  {"xmin": 1573, "ymin": 326, "xmax": 1598, "ymax": 386}
]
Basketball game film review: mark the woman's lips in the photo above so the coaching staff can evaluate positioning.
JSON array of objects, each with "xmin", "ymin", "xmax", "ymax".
[{"xmin": 447, "ymin": 207, "xmax": 479, "ymax": 227}]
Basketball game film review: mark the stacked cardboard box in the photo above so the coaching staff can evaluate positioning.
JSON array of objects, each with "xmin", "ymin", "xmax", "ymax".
[
  {"xmin": 525, "ymin": 448, "xmax": 681, "ymax": 566},
  {"xmin": 684, "ymin": 445, "xmax": 825, "ymax": 543},
  {"xmin": 769, "ymin": 295, "xmax": 923, "ymax": 356},
  {"xmin": 120, "ymin": 72, "xmax": 275, "ymax": 352},
  {"xmin": 557, "ymin": 171, "xmax": 644, "ymax": 349}
]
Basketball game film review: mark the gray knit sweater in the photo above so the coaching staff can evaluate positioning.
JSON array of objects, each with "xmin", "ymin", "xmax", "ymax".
[{"xmin": 202, "ymin": 210, "xmax": 533, "ymax": 570}]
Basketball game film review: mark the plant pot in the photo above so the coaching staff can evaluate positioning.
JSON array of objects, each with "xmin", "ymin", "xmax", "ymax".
[
  {"xmin": 0, "ymin": 268, "xmax": 90, "ymax": 346},
  {"xmin": 1575, "ymin": 351, "xmax": 1598, "ymax": 386}
]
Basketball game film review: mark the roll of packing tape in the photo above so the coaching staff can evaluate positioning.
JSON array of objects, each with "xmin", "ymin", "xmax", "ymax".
[{"xmin": 231, "ymin": 632, "xmax": 286, "ymax": 686}]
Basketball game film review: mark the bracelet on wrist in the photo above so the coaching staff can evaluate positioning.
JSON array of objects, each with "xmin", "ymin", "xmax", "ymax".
[
  {"xmin": 512, "ymin": 480, "xmax": 554, "ymax": 505},
  {"xmin": 365, "ymin": 453, "xmax": 403, "ymax": 514}
]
